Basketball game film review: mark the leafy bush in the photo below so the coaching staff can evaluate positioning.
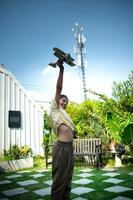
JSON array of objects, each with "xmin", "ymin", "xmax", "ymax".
[
  {"xmin": 4, "ymin": 145, "xmax": 33, "ymax": 160},
  {"xmin": 121, "ymin": 123, "xmax": 133, "ymax": 158}
]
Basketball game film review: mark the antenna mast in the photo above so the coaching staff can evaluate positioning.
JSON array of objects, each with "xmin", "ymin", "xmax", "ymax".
[{"xmin": 72, "ymin": 23, "xmax": 87, "ymax": 100}]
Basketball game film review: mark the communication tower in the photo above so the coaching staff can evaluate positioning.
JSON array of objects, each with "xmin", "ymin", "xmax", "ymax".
[{"xmin": 72, "ymin": 23, "xmax": 87, "ymax": 100}]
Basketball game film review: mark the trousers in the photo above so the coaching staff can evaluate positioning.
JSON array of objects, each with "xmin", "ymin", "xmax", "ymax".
[{"xmin": 51, "ymin": 140, "xmax": 74, "ymax": 200}]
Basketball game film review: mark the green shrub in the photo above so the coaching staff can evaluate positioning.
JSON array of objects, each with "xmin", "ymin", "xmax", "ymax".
[
  {"xmin": 121, "ymin": 123, "xmax": 133, "ymax": 158},
  {"xmin": 4, "ymin": 145, "xmax": 33, "ymax": 160}
]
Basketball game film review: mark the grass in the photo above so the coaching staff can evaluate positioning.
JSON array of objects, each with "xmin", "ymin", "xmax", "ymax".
[
  {"xmin": 71, "ymin": 166, "xmax": 133, "ymax": 200},
  {"xmin": 0, "ymin": 157, "xmax": 133, "ymax": 200},
  {"xmin": 33, "ymin": 156, "xmax": 46, "ymax": 169}
]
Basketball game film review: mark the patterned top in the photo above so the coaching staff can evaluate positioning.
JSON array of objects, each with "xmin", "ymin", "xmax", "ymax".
[{"xmin": 50, "ymin": 100, "xmax": 75, "ymax": 134}]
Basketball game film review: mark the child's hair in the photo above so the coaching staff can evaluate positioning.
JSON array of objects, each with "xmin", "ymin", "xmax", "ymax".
[{"xmin": 60, "ymin": 94, "xmax": 69, "ymax": 103}]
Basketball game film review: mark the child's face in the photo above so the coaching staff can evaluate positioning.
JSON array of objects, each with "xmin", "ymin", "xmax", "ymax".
[{"xmin": 59, "ymin": 97, "xmax": 68, "ymax": 109}]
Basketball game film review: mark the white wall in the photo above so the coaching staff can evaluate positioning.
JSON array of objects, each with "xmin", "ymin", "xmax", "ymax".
[{"xmin": 0, "ymin": 65, "xmax": 44, "ymax": 156}]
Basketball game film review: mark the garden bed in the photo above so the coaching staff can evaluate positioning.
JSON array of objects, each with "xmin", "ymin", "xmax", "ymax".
[{"xmin": 0, "ymin": 157, "xmax": 33, "ymax": 172}]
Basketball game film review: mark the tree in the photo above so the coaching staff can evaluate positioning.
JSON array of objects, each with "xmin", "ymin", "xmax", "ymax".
[
  {"xmin": 112, "ymin": 71, "xmax": 133, "ymax": 113},
  {"xmin": 67, "ymin": 100, "xmax": 105, "ymax": 141},
  {"xmin": 43, "ymin": 111, "xmax": 54, "ymax": 146},
  {"xmin": 121, "ymin": 123, "xmax": 133, "ymax": 157},
  {"xmin": 87, "ymin": 71, "xmax": 133, "ymax": 155}
]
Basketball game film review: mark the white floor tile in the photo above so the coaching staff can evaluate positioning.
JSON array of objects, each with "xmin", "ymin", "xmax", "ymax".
[
  {"xmin": 29, "ymin": 173, "xmax": 45, "ymax": 178},
  {"xmin": 78, "ymin": 169, "xmax": 94, "ymax": 173},
  {"xmin": 36, "ymin": 199, "xmax": 45, "ymax": 200},
  {"xmin": 0, "ymin": 198, "xmax": 9, "ymax": 200},
  {"xmin": 36, "ymin": 169, "xmax": 50, "ymax": 173},
  {"xmin": 102, "ymin": 168, "xmax": 116, "ymax": 172},
  {"xmin": 102, "ymin": 172, "xmax": 120, "ymax": 177},
  {"xmin": 34, "ymin": 187, "xmax": 51, "ymax": 196},
  {"xmin": 6, "ymin": 174, "xmax": 23, "ymax": 179},
  {"xmin": 0, "ymin": 180, "xmax": 12, "ymax": 185},
  {"xmin": 76, "ymin": 173, "xmax": 94, "ymax": 178},
  {"xmin": 128, "ymin": 172, "xmax": 133, "ymax": 176},
  {"xmin": 71, "ymin": 186, "xmax": 95, "ymax": 195},
  {"xmin": 17, "ymin": 180, "xmax": 38, "ymax": 186},
  {"xmin": 103, "ymin": 178, "xmax": 124, "ymax": 184},
  {"xmin": 73, "ymin": 197, "xmax": 87, "ymax": 200},
  {"xmin": 2, "ymin": 188, "xmax": 28, "ymax": 196},
  {"xmin": 17, "ymin": 170, "xmax": 30, "ymax": 173},
  {"xmin": 73, "ymin": 178, "xmax": 93, "ymax": 185},
  {"xmin": 104, "ymin": 186, "xmax": 132, "ymax": 193},
  {"xmin": 111, "ymin": 196, "xmax": 133, "ymax": 200},
  {"xmin": 43, "ymin": 180, "xmax": 52, "ymax": 186}
]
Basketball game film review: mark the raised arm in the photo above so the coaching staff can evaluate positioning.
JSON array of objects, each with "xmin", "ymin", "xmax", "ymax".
[{"xmin": 55, "ymin": 59, "xmax": 64, "ymax": 106}]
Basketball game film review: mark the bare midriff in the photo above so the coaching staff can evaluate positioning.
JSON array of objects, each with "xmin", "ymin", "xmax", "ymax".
[{"xmin": 57, "ymin": 124, "xmax": 73, "ymax": 142}]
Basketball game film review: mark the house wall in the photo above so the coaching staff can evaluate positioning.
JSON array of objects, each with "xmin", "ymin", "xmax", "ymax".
[{"xmin": 0, "ymin": 65, "xmax": 44, "ymax": 156}]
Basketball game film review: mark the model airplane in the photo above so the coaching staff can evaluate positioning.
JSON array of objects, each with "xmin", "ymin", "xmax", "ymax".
[{"xmin": 49, "ymin": 47, "xmax": 75, "ymax": 67}]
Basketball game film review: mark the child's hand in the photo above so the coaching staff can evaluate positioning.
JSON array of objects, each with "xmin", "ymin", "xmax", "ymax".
[{"xmin": 56, "ymin": 59, "xmax": 64, "ymax": 69}]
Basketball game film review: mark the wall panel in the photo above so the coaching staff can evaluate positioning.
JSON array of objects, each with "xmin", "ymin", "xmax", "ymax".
[{"xmin": 0, "ymin": 65, "xmax": 44, "ymax": 156}]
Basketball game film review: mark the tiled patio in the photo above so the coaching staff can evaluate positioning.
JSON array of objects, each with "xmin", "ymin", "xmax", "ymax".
[{"xmin": 0, "ymin": 168, "xmax": 133, "ymax": 199}]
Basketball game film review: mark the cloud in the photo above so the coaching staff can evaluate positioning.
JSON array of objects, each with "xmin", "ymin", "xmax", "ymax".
[
  {"xmin": 42, "ymin": 66, "xmax": 83, "ymax": 102},
  {"xmin": 26, "ymin": 65, "xmax": 113, "ymax": 109}
]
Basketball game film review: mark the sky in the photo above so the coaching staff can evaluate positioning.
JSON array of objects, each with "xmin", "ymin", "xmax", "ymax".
[{"xmin": 0, "ymin": 0, "xmax": 133, "ymax": 104}]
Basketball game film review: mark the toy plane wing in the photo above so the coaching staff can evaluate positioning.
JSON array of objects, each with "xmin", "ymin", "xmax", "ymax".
[{"xmin": 53, "ymin": 47, "xmax": 75, "ymax": 66}]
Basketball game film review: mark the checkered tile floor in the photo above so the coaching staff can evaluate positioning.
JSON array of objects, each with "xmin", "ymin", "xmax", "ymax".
[{"xmin": 0, "ymin": 168, "xmax": 133, "ymax": 200}]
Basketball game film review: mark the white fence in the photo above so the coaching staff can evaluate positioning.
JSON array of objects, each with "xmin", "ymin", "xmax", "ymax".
[{"xmin": 0, "ymin": 65, "xmax": 44, "ymax": 156}]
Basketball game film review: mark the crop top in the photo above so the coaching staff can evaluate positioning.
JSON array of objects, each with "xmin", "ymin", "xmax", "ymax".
[{"xmin": 49, "ymin": 100, "xmax": 75, "ymax": 134}]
